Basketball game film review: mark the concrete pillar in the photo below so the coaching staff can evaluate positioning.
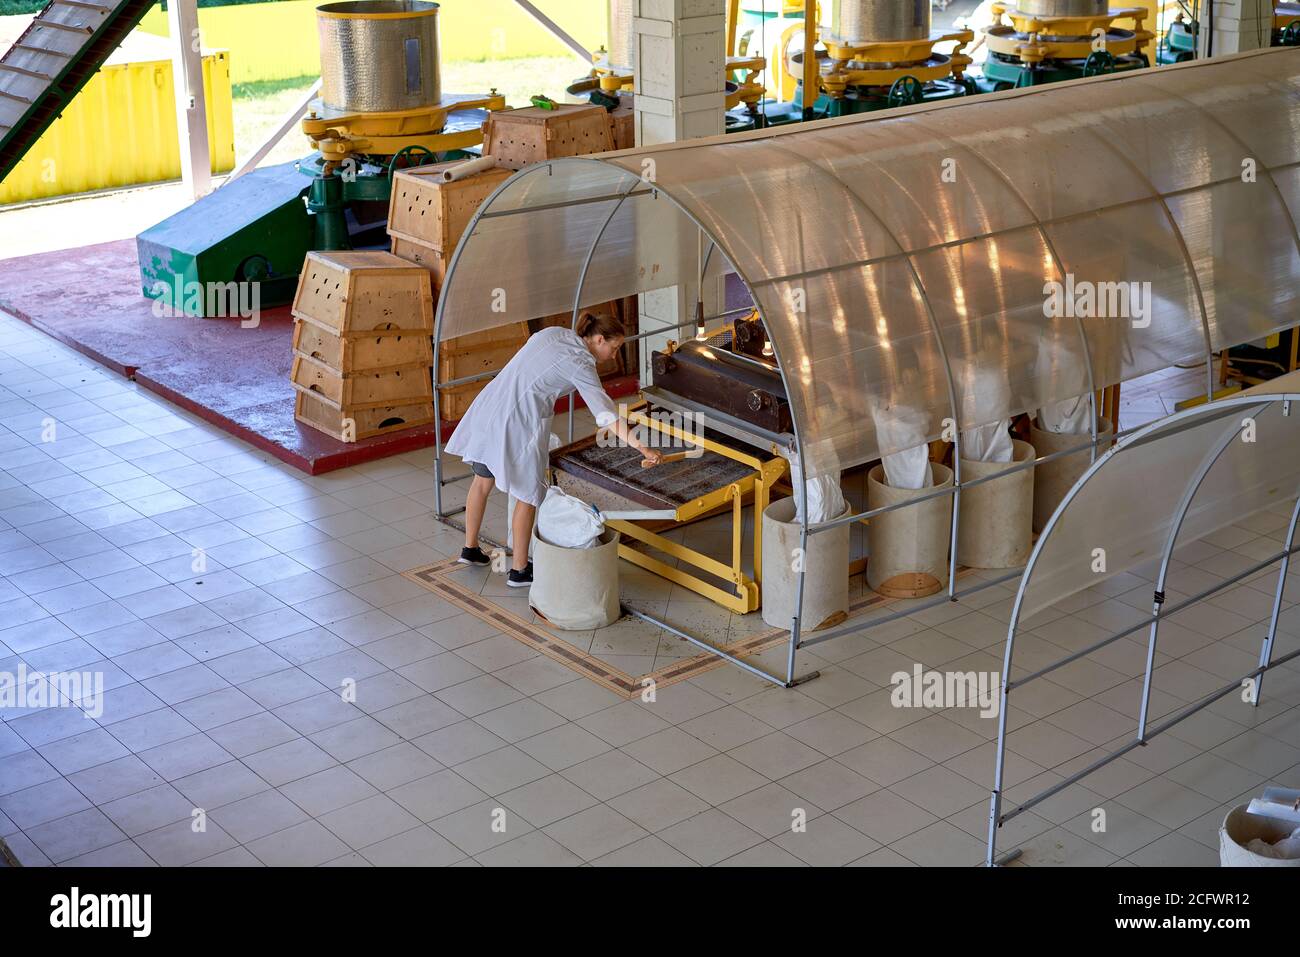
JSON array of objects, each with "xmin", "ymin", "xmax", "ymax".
[
  {"xmin": 1197, "ymin": 0, "xmax": 1273, "ymax": 57},
  {"xmin": 632, "ymin": 0, "xmax": 728, "ymax": 382},
  {"xmin": 167, "ymin": 0, "xmax": 212, "ymax": 199}
]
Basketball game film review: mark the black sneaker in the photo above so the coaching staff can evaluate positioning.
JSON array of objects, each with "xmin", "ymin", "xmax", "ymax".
[
  {"xmin": 506, "ymin": 562, "xmax": 533, "ymax": 588},
  {"xmin": 458, "ymin": 546, "xmax": 491, "ymax": 567}
]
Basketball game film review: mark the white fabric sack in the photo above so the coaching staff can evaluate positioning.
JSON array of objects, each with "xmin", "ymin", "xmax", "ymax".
[
  {"xmin": 784, "ymin": 455, "xmax": 846, "ymax": 524},
  {"xmin": 1036, "ymin": 395, "xmax": 1092, "ymax": 434},
  {"xmin": 880, "ymin": 446, "xmax": 933, "ymax": 490},
  {"xmin": 871, "ymin": 402, "xmax": 933, "ymax": 490},
  {"xmin": 1033, "ymin": 336, "xmax": 1092, "ymax": 435},
  {"xmin": 960, "ymin": 421, "xmax": 1014, "ymax": 463},
  {"xmin": 536, "ymin": 486, "xmax": 604, "ymax": 549},
  {"xmin": 957, "ymin": 357, "xmax": 1014, "ymax": 463}
]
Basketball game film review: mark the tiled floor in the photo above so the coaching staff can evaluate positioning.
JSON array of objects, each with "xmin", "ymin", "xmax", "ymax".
[{"xmin": 1, "ymin": 312, "xmax": 1297, "ymax": 867}]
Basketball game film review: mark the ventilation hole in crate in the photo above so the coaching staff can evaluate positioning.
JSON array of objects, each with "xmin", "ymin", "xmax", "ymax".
[{"xmin": 379, "ymin": 417, "xmax": 406, "ymax": 429}]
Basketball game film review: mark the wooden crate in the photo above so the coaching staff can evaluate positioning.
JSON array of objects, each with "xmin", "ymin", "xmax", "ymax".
[
  {"xmin": 291, "ymin": 355, "xmax": 433, "ymax": 411},
  {"xmin": 389, "ymin": 236, "xmax": 449, "ymax": 294},
  {"xmin": 482, "ymin": 103, "xmax": 615, "ymax": 170},
  {"xmin": 293, "ymin": 316, "xmax": 432, "ymax": 373},
  {"xmin": 436, "ymin": 321, "xmax": 529, "ymax": 421},
  {"xmin": 295, "ymin": 391, "xmax": 434, "ymax": 443},
  {"xmin": 387, "ymin": 161, "xmax": 512, "ymax": 252},
  {"xmin": 609, "ymin": 95, "xmax": 635, "ymax": 150},
  {"xmin": 292, "ymin": 250, "xmax": 433, "ymax": 334}
]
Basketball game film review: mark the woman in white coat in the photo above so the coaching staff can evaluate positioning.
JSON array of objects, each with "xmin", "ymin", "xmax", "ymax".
[{"xmin": 446, "ymin": 312, "xmax": 661, "ymax": 587}]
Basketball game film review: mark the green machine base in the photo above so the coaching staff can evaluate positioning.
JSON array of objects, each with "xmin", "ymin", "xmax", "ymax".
[
  {"xmin": 725, "ymin": 74, "xmax": 974, "ymax": 131},
  {"xmin": 137, "ymin": 161, "xmax": 312, "ymax": 317},
  {"xmin": 1158, "ymin": 21, "xmax": 1198, "ymax": 63},
  {"xmin": 137, "ymin": 147, "xmax": 472, "ymax": 315},
  {"xmin": 973, "ymin": 51, "xmax": 1148, "ymax": 92}
]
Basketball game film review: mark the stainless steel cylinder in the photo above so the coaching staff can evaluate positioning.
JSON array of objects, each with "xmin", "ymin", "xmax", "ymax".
[
  {"xmin": 317, "ymin": 0, "xmax": 441, "ymax": 114},
  {"xmin": 826, "ymin": 0, "xmax": 932, "ymax": 44},
  {"xmin": 607, "ymin": 0, "xmax": 636, "ymax": 71},
  {"xmin": 1016, "ymin": 0, "xmax": 1109, "ymax": 16}
]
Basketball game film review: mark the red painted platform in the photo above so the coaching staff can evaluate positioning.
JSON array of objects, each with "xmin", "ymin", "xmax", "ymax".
[{"xmin": 0, "ymin": 240, "xmax": 637, "ymax": 474}]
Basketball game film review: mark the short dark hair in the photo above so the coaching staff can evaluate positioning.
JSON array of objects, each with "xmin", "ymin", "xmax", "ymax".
[{"xmin": 576, "ymin": 311, "xmax": 625, "ymax": 340}]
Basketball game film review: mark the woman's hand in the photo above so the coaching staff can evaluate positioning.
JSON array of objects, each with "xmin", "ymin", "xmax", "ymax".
[{"xmin": 639, "ymin": 448, "xmax": 664, "ymax": 468}]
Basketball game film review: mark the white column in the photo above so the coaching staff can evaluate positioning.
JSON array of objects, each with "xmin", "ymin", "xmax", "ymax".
[
  {"xmin": 632, "ymin": 0, "xmax": 727, "ymax": 383},
  {"xmin": 168, "ymin": 0, "xmax": 212, "ymax": 199},
  {"xmin": 1198, "ymin": 0, "xmax": 1273, "ymax": 57}
]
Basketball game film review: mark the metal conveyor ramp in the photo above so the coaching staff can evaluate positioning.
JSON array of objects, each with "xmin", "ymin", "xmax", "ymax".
[{"xmin": 0, "ymin": 0, "xmax": 157, "ymax": 184}]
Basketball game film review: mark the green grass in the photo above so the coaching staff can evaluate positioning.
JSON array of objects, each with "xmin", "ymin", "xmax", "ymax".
[
  {"xmin": 0, "ymin": 0, "xmax": 49, "ymax": 14},
  {"xmin": 231, "ymin": 74, "xmax": 320, "ymax": 101}
]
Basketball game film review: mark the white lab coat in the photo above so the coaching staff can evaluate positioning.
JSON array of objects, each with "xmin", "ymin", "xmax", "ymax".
[{"xmin": 446, "ymin": 326, "xmax": 619, "ymax": 507}]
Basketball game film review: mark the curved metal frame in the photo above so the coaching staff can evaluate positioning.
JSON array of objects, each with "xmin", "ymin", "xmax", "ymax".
[
  {"xmin": 986, "ymin": 393, "xmax": 1300, "ymax": 866},
  {"xmin": 429, "ymin": 50, "xmax": 1300, "ymax": 689}
]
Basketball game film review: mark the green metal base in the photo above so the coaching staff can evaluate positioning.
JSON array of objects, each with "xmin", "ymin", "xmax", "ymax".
[
  {"xmin": 1158, "ymin": 21, "xmax": 1198, "ymax": 63},
  {"xmin": 973, "ymin": 51, "xmax": 1148, "ymax": 92},
  {"xmin": 138, "ymin": 147, "xmax": 474, "ymax": 313},
  {"xmin": 137, "ymin": 161, "xmax": 312, "ymax": 317}
]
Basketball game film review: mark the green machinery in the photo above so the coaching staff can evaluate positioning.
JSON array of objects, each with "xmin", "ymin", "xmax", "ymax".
[
  {"xmin": 136, "ymin": 145, "xmax": 469, "ymax": 314},
  {"xmin": 973, "ymin": 0, "xmax": 1152, "ymax": 91},
  {"xmin": 137, "ymin": 0, "xmax": 501, "ymax": 317}
]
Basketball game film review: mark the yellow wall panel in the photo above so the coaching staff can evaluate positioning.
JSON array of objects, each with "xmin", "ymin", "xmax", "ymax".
[
  {"xmin": 0, "ymin": 51, "xmax": 235, "ymax": 205},
  {"xmin": 137, "ymin": 0, "xmax": 608, "ymax": 83}
]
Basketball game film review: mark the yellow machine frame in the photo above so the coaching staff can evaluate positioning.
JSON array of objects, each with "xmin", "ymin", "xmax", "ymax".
[
  {"xmin": 302, "ymin": 92, "xmax": 507, "ymax": 166},
  {"xmin": 985, "ymin": 4, "xmax": 1153, "ymax": 64},
  {"xmin": 591, "ymin": 402, "xmax": 788, "ymax": 614},
  {"xmin": 777, "ymin": 21, "xmax": 975, "ymax": 99},
  {"xmin": 581, "ymin": 0, "xmax": 767, "ymax": 113}
]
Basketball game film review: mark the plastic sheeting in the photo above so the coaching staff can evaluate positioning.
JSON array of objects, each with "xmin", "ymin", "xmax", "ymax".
[
  {"xmin": 1017, "ymin": 384, "xmax": 1300, "ymax": 618},
  {"xmin": 436, "ymin": 47, "xmax": 1300, "ymax": 479}
]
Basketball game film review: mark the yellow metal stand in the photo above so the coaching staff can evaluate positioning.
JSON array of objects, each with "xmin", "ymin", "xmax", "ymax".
[
  {"xmin": 984, "ymin": 5, "xmax": 1153, "ymax": 64},
  {"xmin": 302, "ymin": 91, "xmax": 507, "ymax": 166},
  {"xmin": 777, "ymin": 23, "xmax": 974, "ymax": 100},
  {"xmin": 600, "ymin": 406, "xmax": 788, "ymax": 614}
]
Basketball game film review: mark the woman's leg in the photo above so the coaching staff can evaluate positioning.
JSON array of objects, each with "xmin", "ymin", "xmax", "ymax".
[
  {"xmin": 463, "ymin": 475, "xmax": 494, "ymax": 549},
  {"xmin": 511, "ymin": 500, "xmax": 537, "ymax": 571}
]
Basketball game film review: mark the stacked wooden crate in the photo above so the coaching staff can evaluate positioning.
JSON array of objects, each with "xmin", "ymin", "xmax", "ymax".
[
  {"xmin": 291, "ymin": 250, "xmax": 436, "ymax": 442},
  {"xmin": 387, "ymin": 158, "xmax": 528, "ymax": 422},
  {"xmin": 480, "ymin": 102, "xmax": 616, "ymax": 170},
  {"xmin": 387, "ymin": 159, "xmax": 512, "ymax": 296}
]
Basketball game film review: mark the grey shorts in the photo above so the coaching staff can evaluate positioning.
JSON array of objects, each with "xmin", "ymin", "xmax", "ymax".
[{"xmin": 469, "ymin": 461, "xmax": 494, "ymax": 479}]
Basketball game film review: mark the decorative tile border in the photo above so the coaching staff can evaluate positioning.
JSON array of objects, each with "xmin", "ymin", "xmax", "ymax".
[{"xmin": 402, "ymin": 558, "xmax": 901, "ymax": 697}]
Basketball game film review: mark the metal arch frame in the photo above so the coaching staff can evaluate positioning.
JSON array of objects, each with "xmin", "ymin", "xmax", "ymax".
[
  {"xmin": 1077, "ymin": 125, "xmax": 1219, "ymax": 402},
  {"xmin": 430, "ymin": 156, "xmax": 821, "ymax": 688},
  {"xmin": 761, "ymin": 139, "xmax": 968, "ymax": 602},
  {"xmin": 986, "ymin": 393, "xmax": 1300, "ymax": 867},
  {"xmin": 896, "ymin": 111, "xmax": 1104, "ymax": 463},
  {"xmin": 428, "ymin": 150, "xmax": 1144, "ymax": 690},
  {"xmin": 563, "ymin": 175, "xmax": 643, "ymax": 444}
]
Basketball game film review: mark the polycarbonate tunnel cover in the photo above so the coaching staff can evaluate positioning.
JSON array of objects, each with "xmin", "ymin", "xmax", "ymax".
[{"xmin": 436, "ymin": 47, "xmax": 1300, "ymax": 480}]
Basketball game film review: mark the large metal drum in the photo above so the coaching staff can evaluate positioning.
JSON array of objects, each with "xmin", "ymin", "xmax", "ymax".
[
  {"xmin": 1016, "ymin": 0, "xmax": 1108, "ymax": 16},
  {"xmin": 608, "ymin": 0, "xmax": 636, "ymax": 71},
  {"xmin": 317, "ymin": 0, "xmax": 441, "ymax": 115},
  {"xmin": 826, "ymin": 0, "xmax": 931, "ymax": 44}
]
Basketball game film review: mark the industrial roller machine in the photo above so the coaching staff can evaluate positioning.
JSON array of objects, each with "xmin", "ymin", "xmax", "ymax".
[
  {"xmin": 978, "ymin": 0, "xmax": 1152, "ymax": 89},
  {"xmin": 774, "ymin": 0, "xmax": 975, "ymax": 116},
  {"xmin": 138, "ymin": 0, "xmax": 504, "ymax": 314},
  {"xmin": 549, "ymin": 313, "xmax": 792, "ymax": 613}
]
